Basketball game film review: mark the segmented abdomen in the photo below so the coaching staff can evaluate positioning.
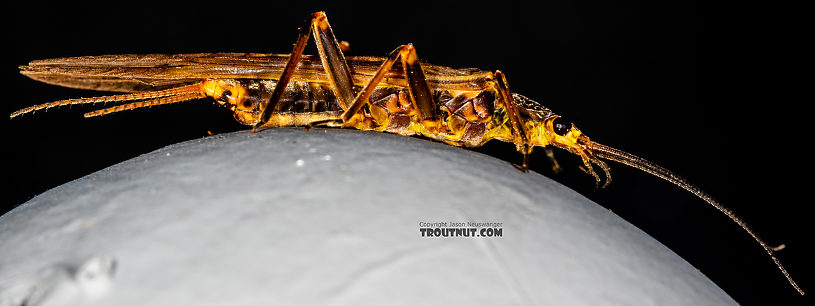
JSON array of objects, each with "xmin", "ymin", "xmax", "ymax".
[
  {"xmin": 250, "ymin": 80, "xmax": 342, "ymax": 127},
  {"xmin": 251, "ymin": 79, "xmax": 505, "ymax": 147}
]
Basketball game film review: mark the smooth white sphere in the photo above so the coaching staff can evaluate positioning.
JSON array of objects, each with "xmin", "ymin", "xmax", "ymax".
[{"xmin": 0, "ymin": 128, "xmax": 735, "ymax": 305}]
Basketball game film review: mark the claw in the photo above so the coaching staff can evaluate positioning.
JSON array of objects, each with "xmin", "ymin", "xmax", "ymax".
[
  {"xmin": 578, "ymin": 152, "xmax": 602, "ymax": 189},
  {"xmin": 511, "ymin": 143, "xmax": 531, "ymax": 173},
  {"xmin": 513, "ymin": 163, "xmax": 529, "ymax": 173},
  {"xmin": 577, "ymin": 149, "xmax": 612, "ymax": 189},
  {"xmin": 305, "ymin": 119, "xmax": 343, "ymax": 132},
  {"xmin": 591, "ymin": 157, "xmax": 612, "ymax": 189},
  {"xmin": 544, "ymin": 148, "xmax": 563, "ymax": 173}
]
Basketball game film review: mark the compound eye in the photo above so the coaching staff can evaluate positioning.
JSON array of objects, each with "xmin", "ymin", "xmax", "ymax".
[{"xmin": 552, "ymin": 117, "xmax": 572, "ymax": 136}]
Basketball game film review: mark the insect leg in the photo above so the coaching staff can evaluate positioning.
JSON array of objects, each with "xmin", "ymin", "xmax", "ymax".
[
  {"xmin": 254, "ymin": 12, "xmax": 356, "ymax": 131},
  {"xmin": 337, "ymin": 45, "xmax": 405, "ymax": 123},
  {"xmin": 302, "ymin": 32, "xmax": 437, "ymax": 132},
  {"xmin": 254, "ymin": 14, "xmax": 316, "ymax": 130},
  {"xmin": 334, "ymin": 44, "xmax": 444, "ymax": 122},
  {"xmin": 340, "ymin": 43, "xmax": 439, "ymax": 131},
  {"xmin": 400, "ymin": 44, "xmax": 440, "ymax": 130},
  {"xmin": 309, "ymin": 43, "xmax": 440, "ymax": 133},
  {"xmin": 308, "ymin": 44, "xmax": 440, "ymax": 132},
  {"xmin": 303, "ymin": 45, "xmax": 409, "ymax": 131},
  {"xmin": 494, "ymin": 71, "xmax": 532, "ymax": 171},
  {"xmin": 544, "ymin": 147, "xmax": 563, "ymax": 173},
  {"xmin": 311, "ymin": 13, "xmax": 355, "ymax": 111}
]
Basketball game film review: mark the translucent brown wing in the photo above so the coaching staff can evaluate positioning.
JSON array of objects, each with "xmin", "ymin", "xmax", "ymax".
[{"xmin": 20, "ymin": 53, "xmax": 491, "ymax": 93}]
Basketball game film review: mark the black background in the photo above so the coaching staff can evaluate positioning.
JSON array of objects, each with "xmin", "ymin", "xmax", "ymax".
[{"xmin": 2, "ymin": 1, "xmax": 810, "ymax": 305}]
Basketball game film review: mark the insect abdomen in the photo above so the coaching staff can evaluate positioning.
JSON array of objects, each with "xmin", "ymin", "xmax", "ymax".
[
  {"xmin": 236, "ymin": 80, "xmax": 345, "ymax": 127},
  {"xmin": 249, "ymin": 79, "xmax": 503, "ymax": 147}
]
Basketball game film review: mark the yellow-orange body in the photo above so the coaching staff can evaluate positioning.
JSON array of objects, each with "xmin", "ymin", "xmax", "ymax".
[
  {"xmin": 18, "ymin": 53, "xmax": 569, "ymax": 152},
  {"xmin": 199, "ymin": 77, "xmax": 554, "ymax": 150},
  {"xmin": 10, "ymin": 11, "xmax": 803, "ymax": 295}
]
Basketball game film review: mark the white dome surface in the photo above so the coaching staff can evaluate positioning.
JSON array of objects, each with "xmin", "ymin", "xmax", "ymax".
[{"xmin": 0, "ymin": 128, "xmax": 735, "ymax": 306}]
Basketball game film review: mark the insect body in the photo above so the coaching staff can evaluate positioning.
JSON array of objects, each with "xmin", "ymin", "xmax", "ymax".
[
  {"xmin": 11, "ymin": 12, "xmax": 803, "ymax": 295},
  {"xmin": 16, "ymin": 53, "xmax": 527, "ymax": 150}
]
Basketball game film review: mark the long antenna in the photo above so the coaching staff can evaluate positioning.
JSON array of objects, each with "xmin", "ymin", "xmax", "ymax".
[{"xmin": 585, "ymin": 140, "xmax": 804, "ymax": 295}]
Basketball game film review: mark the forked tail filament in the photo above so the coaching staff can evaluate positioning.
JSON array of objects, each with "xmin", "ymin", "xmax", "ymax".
[
  {"xmin": 83, "ymin": 92, "xmax": 205, "ymax": 117},
  {"xmin": 9, "ymin": 83, "xmax": 204, "ymax": 119}
]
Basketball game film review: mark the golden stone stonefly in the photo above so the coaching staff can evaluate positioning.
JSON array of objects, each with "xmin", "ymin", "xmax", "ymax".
[{"xmin": 10, "ymin": 11, "xmax": 803, "ymax": 295}]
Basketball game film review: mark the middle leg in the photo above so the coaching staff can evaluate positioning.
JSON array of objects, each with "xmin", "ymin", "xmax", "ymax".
[{"xmin": 309, "ymin": 43, "xmax": 442, "ymax": 132}]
